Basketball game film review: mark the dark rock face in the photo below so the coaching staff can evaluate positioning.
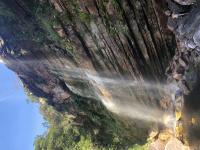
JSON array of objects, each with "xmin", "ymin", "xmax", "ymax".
[
  {"xmin": 0, "ymin": 0, "xmax": 175, "ymax": 102},
  {"xmin": 173, "ymin": 0, "xmax": 196, "ymax": 5},
  {"xmin": 165, "ymin": 1, "xmax": 200, "ymax": 147},
  {"xmin": 166, "ymin": 1, "xmax": 200, "ymax": 104},
  {"xmin": 0, "ymin": 0, "xmax": 176, "ymax": 144}
]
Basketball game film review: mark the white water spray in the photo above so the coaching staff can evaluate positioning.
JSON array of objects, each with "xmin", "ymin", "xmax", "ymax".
[
  {"xmin": 51, "ymin": 66, "xmax": 177, "ymax": 127},
  {"xmin": 99, "ymin": 93, "xmax": 175, "ymax": 128}
]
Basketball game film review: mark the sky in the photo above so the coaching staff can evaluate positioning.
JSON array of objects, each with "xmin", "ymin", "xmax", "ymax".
[{"xmin": 0, "ymin": 64, "xmax": 46, "ymax": 150}]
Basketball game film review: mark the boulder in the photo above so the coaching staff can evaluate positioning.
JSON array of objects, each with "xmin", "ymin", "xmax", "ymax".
[
  {"xmin": 149, "ymin": 139, "xmax": 166, "ymax": 150},
  {"xmin": 165, "ymin": 138, "xmax": 184, "ymax": 150}
]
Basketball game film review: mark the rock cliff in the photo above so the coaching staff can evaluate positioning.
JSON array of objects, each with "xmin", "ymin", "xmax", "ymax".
[{"xmin": 0, "ymin": 0, "xmax": 179, "ymax": 149}]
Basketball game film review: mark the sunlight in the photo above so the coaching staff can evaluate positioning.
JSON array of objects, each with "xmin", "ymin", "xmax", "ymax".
[{"xmin": 0, "ymin": 59, "xmax": 4, "ymax": 64}]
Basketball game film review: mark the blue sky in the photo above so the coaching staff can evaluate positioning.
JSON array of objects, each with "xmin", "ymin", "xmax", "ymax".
[{"xmin": 0, "ymin": 64, "xmax": 46, "ymax": 150}]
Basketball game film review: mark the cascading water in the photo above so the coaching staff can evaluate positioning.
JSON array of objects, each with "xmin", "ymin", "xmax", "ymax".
[{"xmin": 52, "ymin": 67, "xmax": 177, "ymax": 129}]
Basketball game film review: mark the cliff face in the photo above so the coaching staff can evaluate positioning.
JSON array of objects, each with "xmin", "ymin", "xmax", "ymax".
[
  {"xmin": 0, "ymin": 0, "xmax": 176, "ymax": 105},
  {"xmin": 0, "ymin": 0, "xmax": 176, "ymax": 148},
  {"xmin": 164, "ymin": 1, "xmax": 200, "ymax": 148}
]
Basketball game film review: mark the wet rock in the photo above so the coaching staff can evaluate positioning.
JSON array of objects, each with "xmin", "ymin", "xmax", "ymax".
[
  {"xmin": 160, "ymin": 96, "xmax": 173, "ymax": 110},
  {"xmin": 159, "ymin": 130, "xmax": 173, "ymax": 142},
  {"xmin": 181, "ymin": 53, "xmax": 189, "ymax": 63},
  {"xmin": 165, "ymin": 10, "xmax": 172, "ymax": 17},
  {"xmin": 167, "ymin": 76, "xmax": 174, "ymax": 83},
  {"xmin": 173, "ymin": 0, "xmax": 196, "ymax": 5},
  {"xmin": 165, "ymin": 138, "xmax": 184, "ymax": 150},
  {"xmin": 167, "ymin": 18, "xmax": 178, "ymax": 31},
  {"xmin": 179, "ymin": 58, "xmax": 187, "ymax": 68},
  {"xmin": 167, "ymin": 0, "xmax": 188, "ymax": 14},
  {"xmin": 173, "ymin": 73, "xmax": 183, "ymax": 80},
  {"xmin": 174, "ymin": 97, "xmax": 182, "ymax": 109},
  {"xmin": 175, "ymin": 111, "xmax": 182, "ymax": 121},
  {"xmin": 78, "ymin": 0, "xmax": 98, "ymax": 16},
  {"xmin": 149, "ymin": 139, "xmax": 166, "ymax": 150},
  {"xmin": 178, "ymin": 80, "xmax": 190, "ymax": 95},
  {"xmin": 166, "ymin": 66, "xmax": 173, "ymax": 75},
  {"xmin": 180, "ymin": 9, "xmax": 200, "ymax": 36},
  {"xmin": 193, "ymin": 28, "xmax": 200, "ymax": 47},
  {"xmin": 186, "ymin": 39, "xmax": 196, "ymax": 49},
  {"xmin": 175, "ymin": 89, "xmax": 183, "ymax": 98},
  {"xmin": 165, "ymin": 1, "xmax": 200, "ymax": 148},
  {"xmin": 51, "ymin": 86, "xmax": 70, "ymax": 103},
  {"xmin": 149, "ymin": 130, "xmax": 159, "ymax": 140},
  {"xmin": 53, "ymin": 26, "xmax": 66, "ymax": 38},
  {"xmin": 50, "ymin": 0, "xmax": 64, "ymax": 12}
]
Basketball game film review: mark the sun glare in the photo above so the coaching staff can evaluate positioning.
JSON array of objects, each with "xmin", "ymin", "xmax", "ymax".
[{"xmin": 0, "ymin": 59, "xmax": 4, "ymax": 64}]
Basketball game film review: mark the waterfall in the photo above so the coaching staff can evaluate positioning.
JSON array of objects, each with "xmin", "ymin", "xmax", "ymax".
[{"xmin": 51, "ymin": 66, "xmax": 177, "ymax": 128}]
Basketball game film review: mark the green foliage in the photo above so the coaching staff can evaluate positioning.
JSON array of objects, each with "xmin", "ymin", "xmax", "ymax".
[
  {"xmin": 75, "ymin": 136, "xmax": 94, "ymax": 150},
  {"xmin": 97, "ymin": 0, "xmax": 128, "ymax": 36},
  {"xmin": 32, "ymin": 93, "xmax": 149, "ymax": 150},
  {"xmin": 63, "ymin": 0, "xmax": 91, "ymax": 25},
  {"xmin": 79, "ymin": 12, "xmax": 91, "ymax": 24},
  {"xmin": 34, "ymin": 4, "xmax": 62, "ymax": 43},
  {"xmin": 31, "ymin": 2, "xmax": 76, "ymax": 55},
  {"xmin": 34, "ymin": 100, "xmax": 99, "ymax": 150}
]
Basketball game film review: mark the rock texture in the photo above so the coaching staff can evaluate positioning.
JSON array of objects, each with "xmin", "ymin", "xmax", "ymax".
[
  {"xmin": 0, "ymin": 2, "xmax": 175, "ymax": 105},
  {"xmin": 164, "ymin": 1, "xmax": 200, "ymax": 148}
]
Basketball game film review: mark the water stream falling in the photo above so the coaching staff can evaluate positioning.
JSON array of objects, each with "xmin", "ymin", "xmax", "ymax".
[{"xmin": 51, "ymin": 66, "xmax": 177, "ymax": 128}]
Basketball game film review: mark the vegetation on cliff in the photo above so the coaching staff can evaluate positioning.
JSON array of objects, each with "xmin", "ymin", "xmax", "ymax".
[{"xmin": 27, "ymin": 91, "xmax": 149, "ymax": 150}]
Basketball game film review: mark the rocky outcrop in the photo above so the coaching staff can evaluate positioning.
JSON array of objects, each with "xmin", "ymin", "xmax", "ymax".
[{"xmin": 155, "ymin": 1, "xmax": 200, "ymax": 148}]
